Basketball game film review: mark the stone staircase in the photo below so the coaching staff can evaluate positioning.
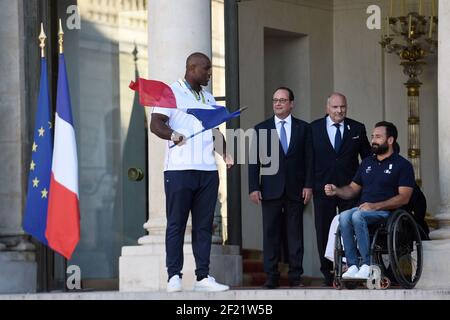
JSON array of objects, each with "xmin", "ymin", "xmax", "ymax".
[
  {"xmin": 242, "ymin": 249, "xmax": 323, "ymax": 287},
  {"xmin": 242, "ymin": 249, "xmax": 268, "ymax": 287}
]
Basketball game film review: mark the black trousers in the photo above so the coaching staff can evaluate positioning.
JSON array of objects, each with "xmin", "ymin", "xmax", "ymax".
[
  {"xmin": 164, "ymin": 170, "xmax": 219, "ymax": 280},
  {"xmin": 313, "ymin": 196, "xmax": 356, "ymax": 281},
  {"xmin": 262, "ymin": 195, "xmax": 304, "ymax": 281}
]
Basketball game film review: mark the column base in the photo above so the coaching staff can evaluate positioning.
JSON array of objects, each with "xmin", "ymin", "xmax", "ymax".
[
  {"xmin": 416, "ymin": 240, "xmax": 450, "ymax": 289},
  {"xmin": 0, "ymin": 252, "xmax": 36, "ymax": 293},
  {"xmin": 429, "ymin": 212, "xmax": 450, "ymax": 240},
  {"xmin": 119, "ymin": 244, "xmax": 242, "ymax": 292}
]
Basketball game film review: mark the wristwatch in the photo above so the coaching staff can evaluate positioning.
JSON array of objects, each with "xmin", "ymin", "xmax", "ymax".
[{"xmin": 170, "ymin": 131, "xmax": 179, "ymax": 142}]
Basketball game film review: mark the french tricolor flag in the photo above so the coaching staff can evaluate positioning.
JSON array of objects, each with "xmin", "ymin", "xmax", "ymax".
[
  {"xmin": 45, "ymin": 53, "xmax": 80, "ymax": 260},
  {"xmin": 129, "ymin": 78, "xmax": 244, "ymax": 146},
  {"xmin": 129, "ymin": 78, "xmax": 218, "ymax": 111}
]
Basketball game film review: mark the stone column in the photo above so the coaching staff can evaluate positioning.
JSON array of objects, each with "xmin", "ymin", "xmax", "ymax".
[
  {"xmin": 138, "ymin": 0, "xmax": 213, "ymax": 246},
  {"xmin": 0, "ymin": 0, "xmax": 37, "ymax": 293},
  {"xmin": 119, "ymin": 0, "xmax": 241, "ymax": 292},
  {"xmin": 430, "ymin": 0, "xmax": 450, "ymax": 241},
  {"xmin": 417, "ymin": 0, "xmax": 450, "ymax": 288}
]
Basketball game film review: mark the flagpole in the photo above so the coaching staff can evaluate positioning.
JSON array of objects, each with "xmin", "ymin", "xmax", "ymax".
[
  {"xmin": 63, "ymin": 255, "xmax": 68, "ymax": 292},
  {"xmin": 58, "ymin": 18, "xmax": 69, "ymax": 292},
  {"xmin": 39, "ymin": 23, "xmax": 46, "ymax": 58},
  {"xmin": 169, "ymin": 106, "xmax": 247, "ymax": 149},
  {"xmin": 39, "ymin": 22, "xmax": 50, "ymax": 292}
]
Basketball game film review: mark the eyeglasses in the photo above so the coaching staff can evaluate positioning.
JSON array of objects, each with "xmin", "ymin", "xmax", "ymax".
[{"xmin": 272, "ymin": 98, "xmax": 290, "ymax": 104}]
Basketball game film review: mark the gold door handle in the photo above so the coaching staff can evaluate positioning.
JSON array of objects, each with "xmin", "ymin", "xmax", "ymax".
[{"xmin": 127, "ymin": 167, "xmax": 144, "ymax": 181}]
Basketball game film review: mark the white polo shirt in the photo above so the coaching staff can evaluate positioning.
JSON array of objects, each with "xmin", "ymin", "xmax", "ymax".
[{"xmin": 152, "ymin": 80, "xmax": 218, "ymax": 171}]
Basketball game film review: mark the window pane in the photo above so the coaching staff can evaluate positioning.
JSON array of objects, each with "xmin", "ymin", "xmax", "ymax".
[{"xmin": 61, "ymin": 0, "xmax": 149, "ymax": 281}]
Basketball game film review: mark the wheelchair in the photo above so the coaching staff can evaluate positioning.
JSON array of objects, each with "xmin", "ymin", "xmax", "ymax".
[{"xmin": 333, "ymin": 209, "xmax": 423, "ymax": 290}]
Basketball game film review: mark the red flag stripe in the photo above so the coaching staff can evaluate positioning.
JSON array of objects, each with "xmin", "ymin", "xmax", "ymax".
[
  {"xmin": 46, "ymin": 173, "xmax": 80, "ymax": 260},
  {"xmin": 129, "ymin": 78, "xmax": 177, "ymax": 108}
]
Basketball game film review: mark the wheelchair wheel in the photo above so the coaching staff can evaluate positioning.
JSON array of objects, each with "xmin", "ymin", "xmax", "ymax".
[
  {"xmin": 334, "ymin": 228, "xmax": 344, "ymax": 280},
  {"xmin": 373, "ymin": 241, "xmax": 396, "ymax": 284},
  {"xmin": 416, "ymin": 224, "xmax": 430, "ymax": 241},
  {"xmin": 388, "ymin": 210, "xmax": 423, "ymax": 289},
  {"xmin": 373, "ymin": 244, "xmax": 390, "ymax": 278},
  {"xmin": 380, "ymin": 276, "xmax": 391, "ymax": 289},
  {"xmin": 333, "ymin": 278, "xmax": 343, "ymax": 290}
]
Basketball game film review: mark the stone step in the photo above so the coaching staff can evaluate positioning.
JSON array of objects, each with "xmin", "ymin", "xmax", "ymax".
[
  {"xmin": 242, "ymin": 259, "xmax": 264, "ymax": 273},
  {"xmin": 4, "ymin": 286, "xmax": 449, "ymax": 300},
  {"xmin": 241, "ymin": 249, "xmax": 296, "ymax": 287}
]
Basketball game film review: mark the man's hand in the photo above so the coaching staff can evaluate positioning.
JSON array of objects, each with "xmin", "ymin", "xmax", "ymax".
[
  {"xmin": 302, "ymin": 188, "xmax": 312, "ymax": 204},
  {"xmin": 171, "ymin": 131, "xmax": 186, "ymax": 146},
  {"xmin": 223, "ymin": 154, "xmax": 234, "ymax": 169},
  {"xmin": 324, "ymin": 184, "xmax": 337, "ymax": 197},
  {"xmin": 358, "ymin": 202, "xmax": 378, "ymax": 211},
  {"xmin": 249, "ymin": 191, "xmax": 262, "ymax": 205}
]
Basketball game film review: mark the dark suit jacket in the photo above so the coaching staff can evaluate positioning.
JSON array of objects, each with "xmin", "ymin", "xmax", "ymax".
[
  {"xmin": 248, "ymin": 116, "xmax": 314, "ymax": 202},
  {"xmin": 311, "ymin": 116, "xmax": 371, "ymax": 197}
]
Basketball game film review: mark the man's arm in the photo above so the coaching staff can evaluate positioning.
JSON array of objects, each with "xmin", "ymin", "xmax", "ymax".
[
  {"xmin": 324, "ymin": 182, "xmax": 362, "ymax": 200},
  {"xmin": 248, "ymin": 127, "xmax": 262, "ymax": 204},
  {"xmin": 212, "ymin": 128, "xmax": 233, "ymax": 168},
  {"xmin": 150, "ymin": 113, "xmax": 185, "ymax": 145},
  {"xmin": 304, "ymin": 124, "xmax": 314, "ymax": 189},
  {"xmin": 358, "ymin": 186, "xmax": 413, "ymax": 211},
  {"xmin": 303, "ymin": 124, "xmax": 314, "ymax": 204}
]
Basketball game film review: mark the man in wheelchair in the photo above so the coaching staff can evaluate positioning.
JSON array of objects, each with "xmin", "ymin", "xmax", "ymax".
[{"xmin": 324, "ymin": 121, "xmax": 415, "ymax": 280}]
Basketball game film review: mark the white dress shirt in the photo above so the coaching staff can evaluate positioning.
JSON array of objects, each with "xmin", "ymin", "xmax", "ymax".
[
  {"xmin": 326, "ymin": 116, "xmax": 345, "ymax": 149},
  {"xmin": 274, "ymin": 114, "xmax": 292, "ymax": 148}
]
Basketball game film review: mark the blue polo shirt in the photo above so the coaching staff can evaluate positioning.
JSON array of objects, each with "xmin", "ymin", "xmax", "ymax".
[{"xmin": 353, "ymin": 153, "xmax": 415, "ymax": 204}]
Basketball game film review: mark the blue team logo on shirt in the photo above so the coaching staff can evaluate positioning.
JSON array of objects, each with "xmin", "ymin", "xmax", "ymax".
[
  {"xmin": 384, "ymin": 163, "xmax": 393, "ymax": 174},
  {"xmin": 366, "ymin": 166, "xmax": 372, "ymax": 173}
]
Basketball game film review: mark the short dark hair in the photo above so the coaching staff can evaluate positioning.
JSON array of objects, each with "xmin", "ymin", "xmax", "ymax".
[
  {"xmin": 273, "ymin": 87, "xmax": 294, "ymax": 101},
  {"xmin": 186, "ymin": 52, "xmax": 210, "ymax": 69},
  {"xmin": 375, "ymin": 121, "xmax": 398, "ymax": 142}
]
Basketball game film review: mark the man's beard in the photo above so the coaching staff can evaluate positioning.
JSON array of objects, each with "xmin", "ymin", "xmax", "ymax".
[{"xmin": 371, "ymin": 142, "xmax": 389, "ymax": 155}]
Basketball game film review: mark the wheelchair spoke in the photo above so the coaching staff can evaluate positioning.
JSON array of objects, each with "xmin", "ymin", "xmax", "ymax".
[{"xmin": 388, "ymin": 210, "xmax": 423, "ymax": 288}]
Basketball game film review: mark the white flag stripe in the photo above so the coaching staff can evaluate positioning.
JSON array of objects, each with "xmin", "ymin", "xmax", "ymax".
[{"xmin": 52, "ymin": 113, "xmax": 79, "ymax": 196}]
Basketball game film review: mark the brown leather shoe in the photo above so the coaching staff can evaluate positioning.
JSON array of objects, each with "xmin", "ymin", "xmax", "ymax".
[
  {"xmin": 289, "ymin": 278, "xmax": 305, "ymax": 288},
  {"xmin": 263, "ymin": 278, "xmax": 279, "ymax": 289}
]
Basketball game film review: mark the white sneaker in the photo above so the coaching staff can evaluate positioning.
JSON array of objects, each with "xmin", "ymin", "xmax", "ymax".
[
  {"xmin": 342, "ymin": 265, "xmax": 359, "ymax": 278},
  {"xmin": 167, "ymin": 275, "xmax": 182, "ymax": 293},
  {"xmin": 193, "ymin": 276, "xmax": 229, "ymax": 292},
  {"xmin": 354, "ymin": 264, "xmax": 370, "ymax": 279}
]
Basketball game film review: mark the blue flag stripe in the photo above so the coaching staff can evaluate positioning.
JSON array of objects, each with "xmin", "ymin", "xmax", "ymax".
[
  {"xmin": 186, "ymin": 106, "xmax": 241, "ymax": 130},
  {"xmin": 56, "ymin": 54, "xmax": 74, "ymax": 125}
]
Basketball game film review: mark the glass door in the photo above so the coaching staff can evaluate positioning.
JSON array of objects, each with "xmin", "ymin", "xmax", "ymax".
[{"xmin": 48, "ymin": 0, "xmax": 149, "ymax": 290}]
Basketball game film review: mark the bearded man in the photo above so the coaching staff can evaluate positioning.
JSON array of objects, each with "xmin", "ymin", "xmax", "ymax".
[{"xmin": 324, "ymin": 121, "xmax": 415, "ymax": 279}]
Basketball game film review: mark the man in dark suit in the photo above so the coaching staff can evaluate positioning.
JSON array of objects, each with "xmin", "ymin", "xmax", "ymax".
[
  {"xmin": 311, "ymin": 92, "xmax": 371, "ymax": 286},
  {"xmin": 248, "ymin": 87, "xmax": 313, "ymax": 289}
]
